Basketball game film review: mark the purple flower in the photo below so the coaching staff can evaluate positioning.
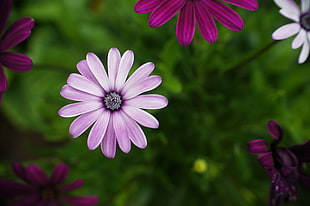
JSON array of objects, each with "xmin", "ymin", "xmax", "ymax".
[
  {"xmin": 58, "ymin": 48, "xmax": 168, "ymax": 158},
  {"xmin": 0, "ymin": 162, "xmax": 99, "ymax": 206},
  {"xmin": 248, "ymin": 121, "xmax": 310, "ymax": 206},
  {"xmin": 134, "ymin": 0, "xmax": 258, "ymax": 46},
  {"xmin": 0, "ymin": 0, "xmax": 35, "ymax": 102},
  {"xmin": 272, "ymin": 0, "xmax": 310, "ymax": 64}
]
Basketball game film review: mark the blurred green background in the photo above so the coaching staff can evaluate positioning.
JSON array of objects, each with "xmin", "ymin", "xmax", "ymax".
[{"xmin": 1, "ymin": 0, "xmax": 310, "ymax": 205}]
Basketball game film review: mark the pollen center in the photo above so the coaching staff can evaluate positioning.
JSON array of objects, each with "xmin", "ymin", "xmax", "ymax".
[
  {"xmin": 300, "ymin": 12, "xmax": 310, "ymax": 31},
  {"xmin": 104, "ymin": 92, "xmax": 122, "ymax": 111},
  {"xmin": 40, "ymin": 187, "xmax": 58, "ymax": 201}
]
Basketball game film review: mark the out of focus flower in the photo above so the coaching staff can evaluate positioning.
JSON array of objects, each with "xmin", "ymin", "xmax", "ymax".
[
  {"xmin": 272, "ymin": 0, "xmax": 310, "ymax": 63},
  {"xmin": 248, "ymin": 121, "xmax": 310, "ymax": 206},
  {"xmin": 193, "ymin": 158, "xmax": 208, "ymax": 173},
  {"xmin": 0, "ymin": 0, "xmax": 35, "ymax": 102},
  {"xmin": 134, "ymin": 0, "xmax": 258, "ymax": 46},
  {"xmin": 58, "ymin": 48, "xmax": 168, "ymax": 158},
  {"xmin": 0, "ymin": 162, "xmax": 99, "ymax": 206}
]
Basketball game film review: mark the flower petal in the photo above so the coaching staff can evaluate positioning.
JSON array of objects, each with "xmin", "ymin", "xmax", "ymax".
[
  {"xmin": 26, "ymin": 164, "xmax": 49, "ymax": 186},
  {"xmin": 0, "ymin": 17, "xmax": 35, "ymax": 51},
  {"xmin": 87, "ymin": 110, "xmax": 110, "ymax": 150},
  {"xmin": 290, "ymin": 140, "xmax": 310, "ymax": 163},
  {"xmin": 148, "ymin": 0, "xmax": 186, "ymax": 27},
  {"xmin": 61, "ymin": 179, "xmax": 84, "ymax": 191},
  {"xmin": 267, "ymin": 121, "xmax": 283, "ymax": 141},
  {"xmin": 11, "ymin": 162, "xmax": 29, "ymax": 183},
  {"xmin": 203, "ymin": 0, "xmax": 244, "ymax": 31},
  {"xmin": 0, "ymin": 67, "xmax": 7, "ymax": 93},
  {"xmin": 292, "ymin": 29, "xmax": 306, "ymax": 49},
  {"xmin": 194, "ymin": 1, "xmax": 217, "ymax": 43},
  {"xmin": 50, "ymin": 163, "xmax": 69, "ymax": 185},
  {"xmin": 257, "ymin": 152, "xmax": 274, "ymax": 169},
  {"xmin": 220, "ymin": 0, "xmax": 258, "ymax": 10},
  {"xmin": 112, "ymin": 111, "xmax": 131, "ymax": 153},
  {"xmin": 247, "ymin": 139, "xmax": 269, "ymax": 154},
  {"xmin": 122, "ymin": 75, "xmax": 162, "ymax": 100},
  {"xmin": 76, "ymin": 60, "xmax": 100, "ymax": 87},
  {"xmin": 69, "ymin": 108, "xmax": 104, "ymax": 138},
  {"xmin": 123, "ymin": 105, "xmax": 159, "ymax": 129},
  {"xmin": 0, "ymin": 0, "xmax": 11, "ymax": 34},
  {"xmin": 272, "ymin": 23, "xmax": 300, "ymax": 40},
  {"xmin": 0, "ymin": 52, "xmax": 33, "ymax": 72},
  {"xmin": 60, "ymin": 85, "xmax": 101, "ymax": 102},
  {"xmin": 108, "ymin": 48, "xmax": 121, "ymax": 90},
  {"xmin": 274, "ymin": 0, "xmax": 301, "ymax": 22},
  {"xmin": 58, "ymin": 101, "xmax": 103, "ymax": 118},
  {"xmin": 134, "ymin": 0, "xmax": 161, "ymax": 13},
  {"xmin": 176, "ymin": 1, "xmax": 196, "ymax": 46},
  {"xmin": 67, "ymin": 73, "xmax": 105, "ymax": 97},
  {"xmin": 62, "ymin": 195, "xmax": 99, "ymax": 205},
  {"xmin": 115, "ymin": 50, "xmax": 134, "ymax": 91},
  {"xmin": 126, "ymin": 94, "xmax": 168, "ymax": 109},
  {"xmin": 101, "ymin": 120, "xmax": 117, "ymax": 158},
  {"xmin": 10, "ymin": 194, "xmax": 41, "ymax": 206},
  {"xmin": 301, "ymin": 0, "xmax": 310, "ymax": 12},
  {"xmin": 298, "ymin": 39, "xmax": 309, "ymax": 64},
  {"xmin": 86, "ymin": 52, "xmax": 110, "ymax": 91},
  {"xmin": 0, "ymin": 179, "xmax": 35, "ymax": 197}
]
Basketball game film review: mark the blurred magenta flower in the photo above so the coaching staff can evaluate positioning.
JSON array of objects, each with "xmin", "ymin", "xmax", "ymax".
[
  {"xmin": 0, "ymin": 162, "xmax": 99, "ymax": 206},
  {"xmin": 272, "ymin": 0, "xmax": 310, "ymax": 63},
  {"xmin": 0, "ymin": 0, "xmax": 35, "ymax": 102},
  {"xmin": 134, "ymin": 0, "xmax": 258, "ymax": 46},
  {"xmin": 248, "ymin": 121, "xmax": 310, "ymax": 206},
  {"xmin": 58, "ymin": 48, "xmax": 168, "ymax": 158}
]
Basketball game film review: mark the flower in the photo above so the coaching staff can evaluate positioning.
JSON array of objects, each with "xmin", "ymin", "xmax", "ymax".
[
  {"xmin": 272, "ymin": 0, "xmax": 310, "ymax": 64},
  {"xmin": 247, "ymin": 121, "xmax": 310, "ymax": 206},
  {"xmin": 58, "ymin": 48, "xmax": 168, "ymax": 158},
  {"xmin": 134, "ymin": 0, "xmax": 258, "ymax": 46},
  {"xmin": 0, "ymin": 162, "xmax": 99, "ymax": 206},
  {"xmin": 0, "ymin": 0, "xmax": 35, "ymax": 102}
]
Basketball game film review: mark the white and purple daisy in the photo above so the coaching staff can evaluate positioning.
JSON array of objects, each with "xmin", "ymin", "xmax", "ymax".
[
  {"xmin": 58, "ymin": 48, "xmax": 168, "ymax": 158},
  {"xmin": 272, "ymin": 0, "xmax": 310, "ymax": 63}
]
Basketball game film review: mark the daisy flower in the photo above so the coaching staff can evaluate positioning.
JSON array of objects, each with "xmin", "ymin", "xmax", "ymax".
[
  {"xmin": 272, "ymin": 0, "xmax": 310, "ymax": 63},
  {"xmin": 134, "ymin": 0, "xmax": 258, "ymax": 46},
  {"xmin": 58, "ymin": 48, "xmax": 168, "ymax": 158},
  {"xmin": 0, "ymin": 162, "xmax": 99, "ymax": 206},
  {"xmin": 0, "ymin": 0, "xmax": 35, "ymax": 102}
]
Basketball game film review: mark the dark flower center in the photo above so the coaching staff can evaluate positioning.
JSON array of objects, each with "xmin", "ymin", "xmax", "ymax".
[
  {"xmin": 40, "ymin": 186, "xmax": 58, "ymax": 201},
  {"xmin": 103, "ymin": 92, "xmax": 122, "ymax": 111},
  {"xmin": 300, "ymin": 11, "xmax": 310, "ymax": 31}
]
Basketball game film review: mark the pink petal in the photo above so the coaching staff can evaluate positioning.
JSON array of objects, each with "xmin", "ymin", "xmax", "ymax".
[
  {"xmin": 0, "ymin": 67, "xmax": 7, "ymax": 93},
  {"xmin": 0, "ymin": 52, "xmax": 33, "ymax": 72},
  {"xmin": 298, "ymin": 40, "xmax": 309, "ymax": 64},
  {"xmin": 134, "ymin": 0, "xmax": 161, "ymax": 14},
  {"xmin": 267, "ymin": 120, "xmax": 283, "ymax": 141},
  {"xmin": 292, "ymin": 29, "xmax": 306, "ymax": 49},
  {"xmin": 61, "ymin": 179, "xmax": 84, "ymax": 191},
  {"xmin": 122, "ymin": 105, "xmax": 159, "ymax": 129},
  {"xmin": 115, "ymin": 50, "xmax": 134, "ymax": 91},
  {"xmin": 257, "ymin": 152, "xmax": 274, "ymax": 169},
  {"xmin": 122, "ymin": 75, "xmax": 162, "ymax": 100},
  {"xmin": 50, "ymin": 163, "xmax": 69, "ymax": 185},
  {"xmin": 87, "ymin": 110, "xmax": 110, "ymax": 150},
  {"xmin": 26, "ymin": 164, "xmax": 49, "ymax": 186},
  {"xmin": 62, "ymin": 195, "xmax": 99, "ymax": 205},
  {"xmin": 194, "ymin": 1, "xmax": 217, "ymax": 43},
  {"xmin": 272, "ymin": 23, "xmax": 300, "ymax": 40},
  {"xmin": 60, "ymin": 85, "xmax": 101, "ymax": 102},
  {"xmin": 108, "ymin": 48, "xmax": 121, "ymax": 90},
  {"xmin": 11, "ymin": 162, "xmax": 28, "ymax": 183},
  {"xmin": 101, "ymin": 120, "xmax": 117, "ymax": 158},
  {"xmin": 58, "ymin": 101, "xmax": 103, "ymax": 118},
  {"xmin": 221, "ymin": 0, "xmax": 258, "ymax": 10},
  {"xmin": 148, "ymin": 0, "xmax": 186, "ymax": 27},
  {"xmin": 10, "ymin": 194, "xmax": 41, "ymax": 206},
  {"xmin": 86, "ymin": 52, "xmax": 110, "ymax": 92},
  {"xmin": 69, "ymin": 108, "xmax": 104, "ymax": 138},
  {"xmin": 247, "ymin": 139, "xmax": 269, "ymax": 154},
  {"xmin": 126, "ymin": 94, "xmax": 168, "ymax": 109},
  {"xmin": 0, "ymin": 179, "xmax": 35, "ymax": 197},
  {"xmin": 76, "ymin": 60, "xmax": 100, "ymax": 87},
  {"xmin": 0, "ymin": 0, "xmax": 11, "ymax": 34},
  {"xmin": 203, "ymin": 0, "xmax": 244, "ymax": 31},
  {"xmin": 67, "ymin": 73, "xmax": 105, "ymax": 97},
  {"xmin": 112, "ymin": 111, "xmax": 131, "ymax": 153},
  {"xmin": 176, "ymin": 1, "xmax": 196, "ymax": 46}
]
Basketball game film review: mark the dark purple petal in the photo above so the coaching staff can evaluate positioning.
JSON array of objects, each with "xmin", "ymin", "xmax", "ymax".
[
  {"xmin": 0, "ymin": 66, "xmax": 7, "ymax": 93},
  {"xmin": 290, "ymin": 140, "xmax": 310, "ymax": 163},
  {"xmin": 0, "ymin": 0, "xmax": 11, "ymax": 34},
  {"xmin": 0, "ymin": 52, "xmax": 33, "ymax": 72},
  {"xmin": 0, "ymin": 179, "xmax": 36, "ymax": 197},
  {"xmin": 26, "ymin": 164, "xmax": 49, "ymax": 186},
  {"xmin": 274, "ymin": 148, "xmax": 298, "ymax": 167},
  {"xmin": 203, "ymin": 0, "xmax": 243, "ymax": 31},
  {"xmin": 50, "ymin": 163, "xmax": 69, "ymax": 185},
  {"xmin": 221, "ymin": 0, "xmax": 258, "ymax": 11},
  {"xmin": 269, "ymin": 184, "xmax": 284, "ymax": 206},
  {"xmin": 194, "ymin": 1, "xmax": 217, "ymax": 43},
  {"xmin": 12, "ymin": 162, "xmax": 31, "ymax": 183},
  {"xmin": 62, "ymin": 195, "xmax": 99, "ymax": 206},
  {"xmin": 0, "ymin": 17, "xmax": 35, "ymax": 52},
  {"xmin": 267, "ymin": 121, "xmax": 283, "ymax": 141},
  {"xmin": 257, "ymin": 152, "xmax": 274, "ymax": 169},
  {"xmin": 61, "ymin": 179, "xmax": 84, "ymax": 191},
  {"xmin": 10, "ymin": 194, "xmax": 42, "ymax": 206},
  {"xmin": 134, "ymin": 0, "xmax": 161, "ymax": 14},
  {"xmin": 176, "ymin": 1, "xmax": 196, "ymax": 46},
  {"xmin": 148, "ymin": 0, "xmax": 185, "ymax": 27},
  {"xmin": 247, "ymin": 139, "xmax": 269, "ymax": 154}
]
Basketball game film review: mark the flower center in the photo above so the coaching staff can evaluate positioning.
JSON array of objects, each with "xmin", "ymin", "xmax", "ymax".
[
  {"xmin": 104, "ymin": 92, "xmax": 122, "ymax": 111},
  {"xmin": 300, "ymin": 11, "xmax": 310, "ymax": 31},
  {"xmin": 40, "ymin": 186, "xmax": 58, "ymax": 201}
]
